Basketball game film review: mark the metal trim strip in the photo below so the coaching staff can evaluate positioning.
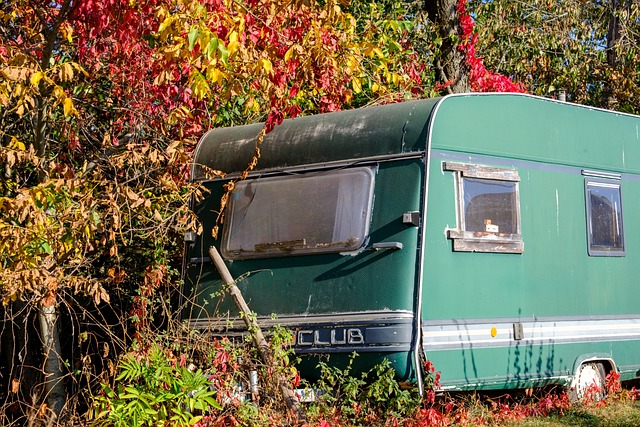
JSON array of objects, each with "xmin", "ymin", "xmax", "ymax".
[
  {"xmin": 425, "ymin": 313, "xmax": 640, "ymax": 325},
  {"xmin": 414, "ymin": 96, "xmax": 445, "ymax": 394},
  {"xmin": 423, "ymin": 316, "xmax": 640, "ymax": 351},
  {"xmin": 188, "ymin": 310, "xmax": 415, "ymax": 330},
  {"xmin": 193, "ymin": 152, "xmax": 425, "ymax": 183},
  {"xmin": 432, "ymin": 150, "xmax": 640, "ymax": 182},
  {"xmin": 295, "ymin": 345, "xmax": 413, "ymax": 354},
  {"xmin": 438, "ymin": 374, "xmax": 570, "ymax": 391},
  {"xmin": 582, "ymin": 169, "xmax": 622, "ymax": 180}
]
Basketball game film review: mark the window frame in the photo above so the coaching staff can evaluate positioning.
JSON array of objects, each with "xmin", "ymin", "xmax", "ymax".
[
  {"xmin": 584, "ymin": 178, "xmax": 625, "ymax": 257},
  {"xmin": 221, "ymin": 166, "xmax": 376, "ymax": 260},
  {"xmin": 444, "ymin": 162, "xmax": 524, "ymax": 254}
]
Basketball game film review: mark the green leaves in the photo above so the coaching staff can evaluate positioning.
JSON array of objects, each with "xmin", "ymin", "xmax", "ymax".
[
  {"xmin": 206, "ymin": 37, "xmax": 219, "ymax": 60},
  {"xmin": 188, "ymin": 27, "xmax": 199, "ymax": 51},
  {"xmin": 313, "ymin": 354, "xmax": 421, "ymax": 423},
  {"xmin": 469, "ymin": 0, "xmax": 640, "ymax": 112},
  {"xmin": 92, "ymin": 344, "xmax": 222, "ymax": 427}
]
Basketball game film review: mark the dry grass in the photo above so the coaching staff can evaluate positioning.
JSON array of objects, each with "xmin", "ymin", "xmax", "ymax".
[{"xmin": 499, "ymin": 399, "xmax": 640, "ymax": 427}]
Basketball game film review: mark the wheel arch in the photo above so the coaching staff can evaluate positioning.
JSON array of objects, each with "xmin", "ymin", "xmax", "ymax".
[{"xmin": 571, "ymin": 353, "xmax": 617, "ymax": 377}]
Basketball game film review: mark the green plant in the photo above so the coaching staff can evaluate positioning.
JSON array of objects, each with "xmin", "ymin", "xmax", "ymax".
[
  {"xmin": 91, "ymin": 343, "xmax": 221, "ymax": 427},
  {"xmin": 314, "ymin": 353, "xmax": 366, "ymax": 414},
  {"xmin": 362, "ymin": 359, "xmax": 422, "ymax": 414},
  {"xmin": 312, "ymin": 354, "xmax": 421, "ymax": 423},
  {"xmin": 268, "ymin": 325, "xmax": 299, "ymax": 378}
]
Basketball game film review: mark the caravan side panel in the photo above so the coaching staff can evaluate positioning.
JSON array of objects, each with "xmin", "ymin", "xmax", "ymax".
[{"xmin": 422, "ymin": 94, "xmax": 640, "ymax": 389}]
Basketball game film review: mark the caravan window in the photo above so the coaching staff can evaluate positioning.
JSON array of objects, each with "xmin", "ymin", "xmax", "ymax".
[
  {"xmin": 444, "ymin": 162, "xmax": 524, "ymax": 254},
  {"xmin": 585, "ymin": 179, "xmax": 624, "ymax": 257},
  {"xmin": 221, "ymin": 167, "xmax": 375, "ymax": 259}
]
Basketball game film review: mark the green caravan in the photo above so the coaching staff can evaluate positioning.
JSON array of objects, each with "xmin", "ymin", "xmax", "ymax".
[{"xmin": 182, "ymin": 93, "xmax": 640, "ymax": 397}]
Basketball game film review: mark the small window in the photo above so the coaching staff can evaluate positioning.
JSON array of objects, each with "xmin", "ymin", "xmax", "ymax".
[
  {"xmin": 444, "ymin": 162, "xmax": 523, "ymax": 254},
  {"xmin": 585, "ymin": 179, "xmax": 624, "ymax": 257},
  {"xmin": 222, "ymin": 167, "xmax": 375, "ymax": 259}
]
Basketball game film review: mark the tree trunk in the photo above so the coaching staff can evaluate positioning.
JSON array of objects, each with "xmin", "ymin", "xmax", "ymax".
[
  {"xmin": 0, "ymin": 301, "xmax": 41, "ymax": 417},
  {"xmin": 28, "ymin": 1, "xmax": 77, "ymax": 416},
  {"xmin": 38, "ymin": 303, "xmax": 66, "ymax": 418},
  {"xmin": 604, "ymin": 0, "xmax": 631, "ymax": 109},
  {"xmin": 425, "ymin": 0, "xmax": 470, "ymax": 93}
]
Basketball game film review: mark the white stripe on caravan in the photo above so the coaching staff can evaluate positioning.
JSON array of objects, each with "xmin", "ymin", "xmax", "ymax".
[{"xmin": 423, "ymin": 317, "xmax": 640, "ymax": 350}]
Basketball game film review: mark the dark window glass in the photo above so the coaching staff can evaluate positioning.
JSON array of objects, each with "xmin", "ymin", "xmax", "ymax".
[
  {"xmin": 462, "ymin": 178, "xmax": 519, "ymax": 235},
  {"xmin": 585, "ymin": 180, "xmax": 624, "ymax": 256},
  {"xmin": 444, "ymin": 162, "xmax": 523, "ymax": 254},
  {"xmin": 222, "ymin": 167, "xmax": 375, "ymax": 259}
]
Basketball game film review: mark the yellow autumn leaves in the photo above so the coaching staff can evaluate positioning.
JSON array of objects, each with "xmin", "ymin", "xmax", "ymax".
[
  {"xmin": 1, "ymin": 53, "xmax": 86, "ymax": 119},
  {"xmin": 0, "ymin": 142, "xmax": 202, "ymax": 307},
  {"xmin": 154, "ymin": 0, "xmax": 419, "ymax": 114}
]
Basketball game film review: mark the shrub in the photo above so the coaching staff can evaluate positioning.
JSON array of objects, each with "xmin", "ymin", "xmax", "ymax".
[{"xmin": 91, "ymin": 343, "xmax": 221, "ymax": 427}]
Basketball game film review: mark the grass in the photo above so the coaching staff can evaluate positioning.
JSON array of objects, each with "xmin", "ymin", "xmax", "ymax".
[
  {"xmin": 500, "ymin": 399, "xmax": 640, "ymax": 426},
  {"xmin": 426, "ymin": 382, "xmax": 640, "ymax": 427}
]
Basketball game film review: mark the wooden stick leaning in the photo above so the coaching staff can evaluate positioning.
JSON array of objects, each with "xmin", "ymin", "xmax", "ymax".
[{"xmin": 208, "ymin": 246, "xmax": 306, "ymax": 421}]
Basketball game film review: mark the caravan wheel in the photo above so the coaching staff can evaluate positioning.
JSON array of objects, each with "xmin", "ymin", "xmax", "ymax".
[{"xmin": 571, "ymin": 362, "xmax": 606, "ymax": 403}]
